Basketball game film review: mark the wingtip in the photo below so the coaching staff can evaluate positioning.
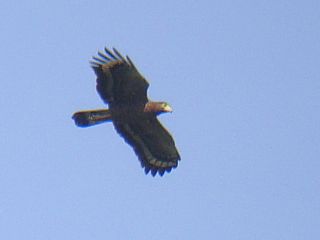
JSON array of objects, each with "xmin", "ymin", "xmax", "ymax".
[
  {"xmin": 97, "ymin": 51, "xmax": 112, "ymax": 61},
  {"xmin": 104, "ymin": 47, "xmax": 118, "ymax": 60},
  {"xmin": 144, "ymin": 166, "xmax": 173, "ymax": 177},
  {"xmin": 158, "ymin": 169, "xmax": 165, "ymax": 176},
  {"xmin": 126, "ymin": 55, "xmax": 137, "ymax": 70},
  {"xmin": 113, "ymin": 48, "xmax": 127, "ymax": 64},
  {"xmin": 89, "ymin": 60, "xmax": 100, "ymax": 67},
  {"xmin": 144, "ymin": 166, "xmax": 150, "ymax": 175},
  {"xmin": 151, "ymin": 169, "xmax": 157, "ymax": 177}
]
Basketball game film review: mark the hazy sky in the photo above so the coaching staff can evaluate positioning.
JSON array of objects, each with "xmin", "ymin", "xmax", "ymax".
[{"xmin": 1, "ymin": 1, "xmax": 319, "ymax": 239}]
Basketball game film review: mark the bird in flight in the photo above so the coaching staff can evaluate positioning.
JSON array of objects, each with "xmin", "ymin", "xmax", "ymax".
[{"xmin": 72, "ymin": 47, "xmax": 180, "ymax": 176}]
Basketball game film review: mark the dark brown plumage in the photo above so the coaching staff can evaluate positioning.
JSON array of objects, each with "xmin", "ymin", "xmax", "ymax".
[{"xmin": 72, "ymin": 47, "xmax": 180, "ymax": 176}]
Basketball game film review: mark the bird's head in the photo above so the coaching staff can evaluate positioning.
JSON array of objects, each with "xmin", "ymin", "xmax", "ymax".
[{"xmin": 144, "ymin": 101, "xmax": 173, "ymax": 114}]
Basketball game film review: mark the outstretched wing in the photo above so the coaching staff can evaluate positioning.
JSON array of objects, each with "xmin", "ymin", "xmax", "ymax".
[
  {"xmin": 90, "ymin": 48, "xmax": 149, "ymax": 105},
  {"xmin": 113, "ymin": 115, "xmax": 181, "ymax": 176}
]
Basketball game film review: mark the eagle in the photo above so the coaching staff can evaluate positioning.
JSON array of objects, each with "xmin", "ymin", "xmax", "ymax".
[{"xmin": 72, "ymin": 47, "xmax": 180, "ymax": 176}]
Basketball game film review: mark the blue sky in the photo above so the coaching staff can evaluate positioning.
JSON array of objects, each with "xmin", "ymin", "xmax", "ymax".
[{"xmin": 0, "ymin": 0, "xmax": 319, "ymax": 239}]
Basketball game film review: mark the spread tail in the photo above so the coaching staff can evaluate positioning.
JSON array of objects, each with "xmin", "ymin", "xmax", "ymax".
[{"xmin": 72, "ymin": 109, "xmax": 112, "ymax": 127}]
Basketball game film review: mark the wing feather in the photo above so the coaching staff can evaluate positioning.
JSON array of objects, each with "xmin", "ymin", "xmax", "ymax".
[
  {"xmin": 97, "ymin": 51, "xmax": 112, "ymax": 61},
  {"xmin": 113, "ymin": 116, "xmax": 180, "ymax": 176},
  {"xmin": 104, "ymin": 47, "xmax": 118, "ymax": 60},
  {"xmin": 91, "ymin": 48, "xmax": 149, "ymax": 104},
  {"xmin": 112, "ymin": 48, "xmax": 127, "ymax": 63}
]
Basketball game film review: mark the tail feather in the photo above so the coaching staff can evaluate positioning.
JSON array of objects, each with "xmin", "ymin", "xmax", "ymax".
[{"xmin": 72, "ymin": 109, "xmax": 112, "ymax": 127}]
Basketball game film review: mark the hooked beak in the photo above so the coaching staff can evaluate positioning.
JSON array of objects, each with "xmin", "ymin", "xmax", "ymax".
[{"xmin": 163, "ymin": 105, "xmax": 173, "ymax": 113}]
